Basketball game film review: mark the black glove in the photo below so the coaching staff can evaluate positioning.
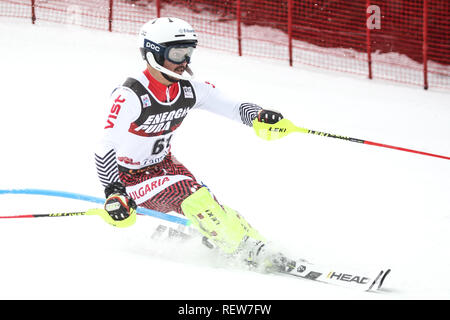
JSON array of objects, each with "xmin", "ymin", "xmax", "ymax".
[
  {"xmin": 104, "ymin": 182, "xmax": 137, "ymax": 222},
  {"xmin": 257, "ymin": 109, "xmax": 283, "ymax": 124}
]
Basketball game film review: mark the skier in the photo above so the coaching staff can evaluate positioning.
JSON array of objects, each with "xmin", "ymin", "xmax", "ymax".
[{"xmin": 95, "ymin": 17, "xmax": 284, "ymax": 268}]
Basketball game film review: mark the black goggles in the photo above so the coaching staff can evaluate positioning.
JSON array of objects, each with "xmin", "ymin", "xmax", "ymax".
[{"xmin": 144, "ymin": 39, "xmax": 195, "ymax": 64}]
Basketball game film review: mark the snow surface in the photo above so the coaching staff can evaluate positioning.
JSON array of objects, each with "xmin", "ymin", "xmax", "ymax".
[{"xmin": 0, "ymin": 19, "xmax": 449, "ymax": 300}]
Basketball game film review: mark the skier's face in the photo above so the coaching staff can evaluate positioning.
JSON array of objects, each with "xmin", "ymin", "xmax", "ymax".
[
  {"xmin": 163, "ymin": 59, "xmax": 188, "ymax": 76},
  {"xmin": 162, "ymin": 59, "xmax": 188, "ymax": 83}
]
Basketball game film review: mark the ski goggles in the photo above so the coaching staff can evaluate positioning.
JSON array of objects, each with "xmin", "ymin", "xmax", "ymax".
[
  {"xmin": 143, "ymin": 39, "xmax": 195, "ymax": 64},
  {"xmin": 165, "ymin": 45, "xmax": 195, "ymax": 64}
]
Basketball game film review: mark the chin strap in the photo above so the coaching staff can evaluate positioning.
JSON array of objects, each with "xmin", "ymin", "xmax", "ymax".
[{"xmin": 146, "ymin": 52, "xmax": 194, "ymax": 81}]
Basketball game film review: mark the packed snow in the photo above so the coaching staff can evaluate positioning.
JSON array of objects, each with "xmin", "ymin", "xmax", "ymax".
[{"xmin": 0, "ymin": 19, "xmax": 449, "ymax": 299}]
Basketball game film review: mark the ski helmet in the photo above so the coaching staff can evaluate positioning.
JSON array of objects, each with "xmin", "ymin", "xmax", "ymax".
[{"xmin": 138, "ymin": 17, "xmax": 198, "ymax": 81}]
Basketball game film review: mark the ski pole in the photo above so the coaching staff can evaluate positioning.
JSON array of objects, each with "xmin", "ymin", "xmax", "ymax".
[
  {"xmin": 0, "ymin": 209, "xmax": 178, "ymax": 221},
  {"xmin": 0, "ymin": 209, "xmax": 102, "ymax": 219},
  {"xmin": 0, "ymin": 208, "xmax": 186, "ymax": 229},
  {"xmin": 0, "ymin": 208, "xmax": 138, "ymax": 228},
  {"xmin": 253, "ymin": 118, "xmax": 450, "ymax": 161}
]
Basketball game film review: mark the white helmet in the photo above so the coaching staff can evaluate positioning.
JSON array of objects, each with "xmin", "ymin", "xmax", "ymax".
[{"xmin": 138, "ymin": 17, "xmax": 198, "ymax": 81}]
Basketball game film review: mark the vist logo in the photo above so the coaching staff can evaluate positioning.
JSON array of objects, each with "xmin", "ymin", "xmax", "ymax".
[
  {"xmin": 126, "ymin": 175, "xmax": 192, "ymax": 205},
  {"xmin": 129, "ymin": 106, "xmax": 191, "ymax": 136},
  {"xmin": 105, "ymin": 95, "xmax": 125, "ymax": 129}
]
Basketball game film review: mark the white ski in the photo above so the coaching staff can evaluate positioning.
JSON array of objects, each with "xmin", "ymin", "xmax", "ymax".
[
  {"xmin": 276, "ymin": 259, "xmax": 391, "ymax": 292},
  {"xmin": 151, "ymin": 229, "xmax": 392, "ymax": 292}
]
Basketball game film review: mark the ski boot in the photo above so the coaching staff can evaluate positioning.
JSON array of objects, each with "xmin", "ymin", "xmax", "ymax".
[{"xmin": 237, "ymin": 236, "xmax": 297, "ymax": 273}]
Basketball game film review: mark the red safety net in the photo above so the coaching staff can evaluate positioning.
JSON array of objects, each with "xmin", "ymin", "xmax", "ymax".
[{"xmin": 1, "ymin": 0, "xmax": 448, "ymax": 90}]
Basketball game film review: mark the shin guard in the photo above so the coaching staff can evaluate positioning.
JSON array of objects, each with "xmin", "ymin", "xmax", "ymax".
[{"xmin": 181, "ymin": 187, "xmax": 264, "ymax": 254}]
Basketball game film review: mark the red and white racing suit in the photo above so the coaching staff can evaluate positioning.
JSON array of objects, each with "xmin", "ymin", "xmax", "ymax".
[{"xmin": 95, "ymin": 69, "xmax": 262, "ymax": 215}]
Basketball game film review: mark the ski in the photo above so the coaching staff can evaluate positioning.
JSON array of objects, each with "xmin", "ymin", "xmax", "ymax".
[
  {"xmin": 274, "ymin": 259, "xmax": 390, "ymax": 292},
  {"xmin": 149, "ymin": 228, "xmax": 392, "ymax": 292}
]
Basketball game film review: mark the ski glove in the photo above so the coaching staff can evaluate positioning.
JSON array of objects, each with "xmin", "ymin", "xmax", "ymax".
[
  {"xmin": 253, "ymin": 109, "xmax": 291, "ymax": 141},
  {"xmin": 103, "ymin": 182, "xmax": 137, "ymax": 227},
  {"xmin": 257, "ymin": 109, "xmax": 283, "ymax": 124}
]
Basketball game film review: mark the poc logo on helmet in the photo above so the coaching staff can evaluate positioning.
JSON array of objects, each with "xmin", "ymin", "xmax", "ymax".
[{"xmin": 144, "ymin": 40, "xmax": 161, "ymax": 52}]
